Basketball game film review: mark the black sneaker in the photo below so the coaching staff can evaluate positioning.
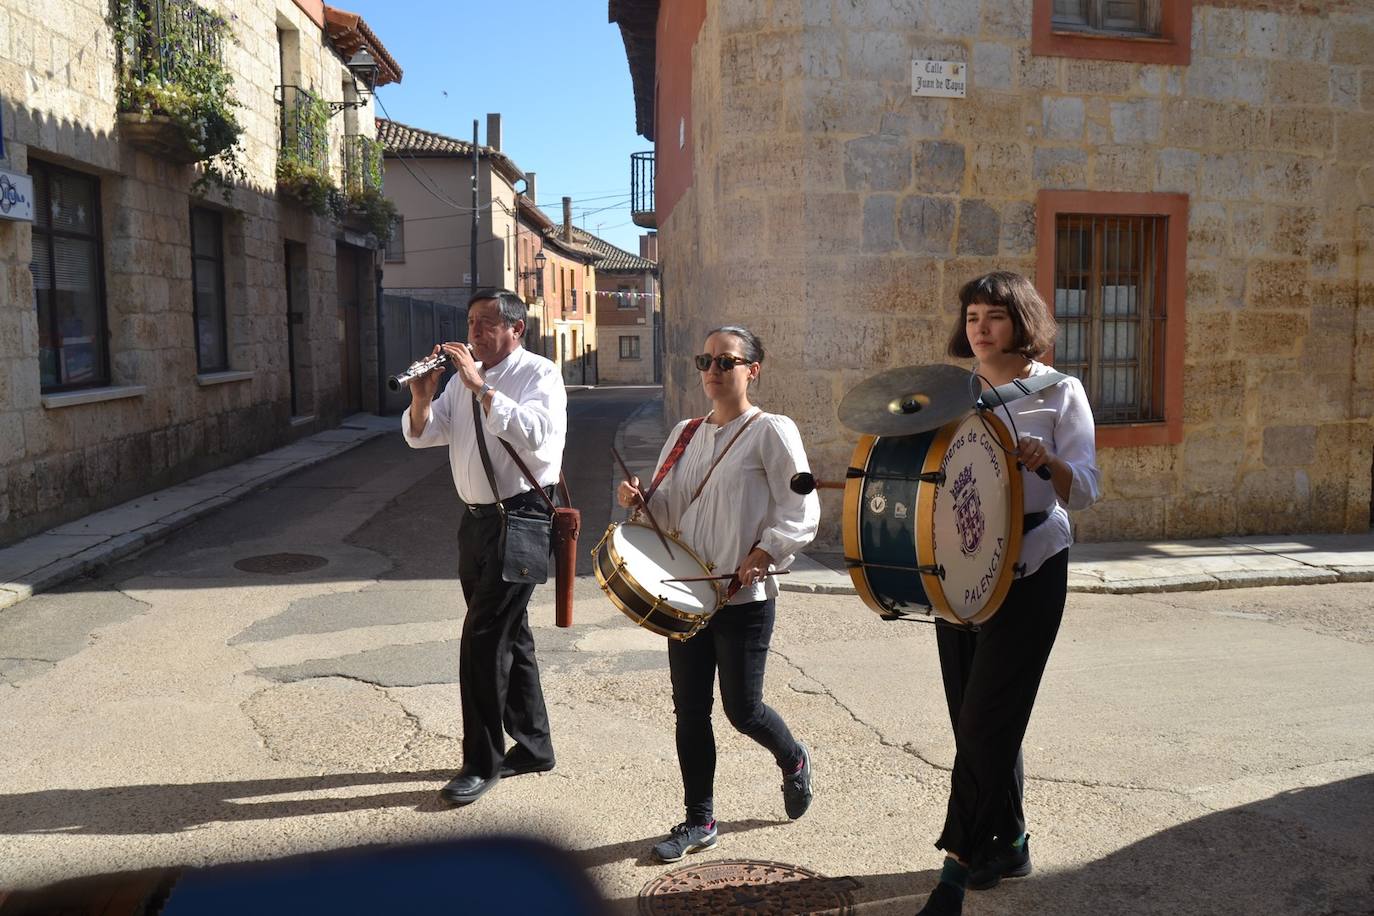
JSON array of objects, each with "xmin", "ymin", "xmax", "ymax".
[
  {"xmin": 651, "ymin": 821, "xmax": 718, "ymax": 863},
  {"xmin": 968, "ymin": 834, "xmax": 1032, "ymax": 890},
  {"xmin": 782, "ymin": 742, "xmax": 813, "ymax": 820}
]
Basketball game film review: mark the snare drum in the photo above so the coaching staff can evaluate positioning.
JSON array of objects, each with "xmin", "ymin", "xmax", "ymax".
[
  {"xmin": 593, "ymin": 522, "xmax": 723, "ymax": 640},
  {"xmin": 842, "ymin": 411, "xmax": 1024, "ymax": 626}
]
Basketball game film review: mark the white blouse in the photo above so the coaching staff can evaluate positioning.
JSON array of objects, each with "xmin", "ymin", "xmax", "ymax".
[
  {"xmin": 980, "ymin": 360, "xmax": 1102, "ymax": 578},
  {"xmin": 643, "ymin": 407, "xmax": 821, "ymax": 605}
]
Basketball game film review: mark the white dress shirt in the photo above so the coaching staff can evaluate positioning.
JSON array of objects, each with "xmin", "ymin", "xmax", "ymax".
[
  {"xmin": 645, "ymin": 407, "xmax": 821, "ymax": 605},
  {"xmin": 980, "ymin": 360, "xmax": 1101, "ymax": 578},
  {"xmin": 402, "ymin": 346, "xmax": 566, "ymax": 504}
]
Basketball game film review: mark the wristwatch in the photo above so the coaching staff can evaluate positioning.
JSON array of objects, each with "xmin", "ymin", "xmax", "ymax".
[{"xmin": 477, "ymin": 382, "xmax": 494, "ymax": 400}]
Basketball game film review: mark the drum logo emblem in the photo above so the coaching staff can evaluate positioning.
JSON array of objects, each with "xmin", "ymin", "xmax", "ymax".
[
  {"xmin": 868, "ymin": 493, "xmax": 888, "ymax": 515},
  {"xmin": 950, "ymin": 464, "xmax": 984, "ymax": 557}
]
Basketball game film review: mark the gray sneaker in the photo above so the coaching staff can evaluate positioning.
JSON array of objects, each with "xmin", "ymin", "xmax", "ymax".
[
  {"xmin": 651, "ymin": 821, "xmax": 718, "ymax": 863},
  {"xmin": 782, "ymin": 742, "xmax": 813, "ymax": 819}
]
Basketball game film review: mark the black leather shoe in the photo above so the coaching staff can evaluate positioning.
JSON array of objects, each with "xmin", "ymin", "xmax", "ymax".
[
  {"xmin": 439, "ymin": 770, "xmax": 498, "ymax": 806},
  {"xmin": 968, "ymin": 835, "xmax": 1032, "ymax": 890},
  {"xmin": 499, "ymin": 748, "xmax": 556, "ymax": 779}
]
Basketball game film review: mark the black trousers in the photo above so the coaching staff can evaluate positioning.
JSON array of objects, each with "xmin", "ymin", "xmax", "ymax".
[
  {"xmin": 668, "ymin": 597, "xmax": 803, "ymax": 825},
  {"xmin": 934, "ymin": 548, "xmax": 1069, "ymax": 864},
  {"xmin": 456, "ymin": 508, "xmax": 553, "ymax": 779}
]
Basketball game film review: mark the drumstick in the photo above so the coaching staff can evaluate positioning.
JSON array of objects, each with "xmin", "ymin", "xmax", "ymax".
[
  {"xmin": 663, "ymin": 571, "xmax": 792, "ymax": 584},
  {"xmin": 610, "ymin": 445, "xmax": 675, "ymax": 560}
]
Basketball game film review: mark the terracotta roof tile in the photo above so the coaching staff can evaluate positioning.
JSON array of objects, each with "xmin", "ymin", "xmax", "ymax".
[{"xmin": 569, "ymin": 226, "xmax": 657, "ymax": 273}]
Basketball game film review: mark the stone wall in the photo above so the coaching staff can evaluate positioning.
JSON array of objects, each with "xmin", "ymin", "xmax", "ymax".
[
  {"xmin": 656, "ymin": 0, "xmax": 1374, "ymax": 546},
  {"xmin": 0, "ymin": 0, "xmax": 383, "ymax": 545}
]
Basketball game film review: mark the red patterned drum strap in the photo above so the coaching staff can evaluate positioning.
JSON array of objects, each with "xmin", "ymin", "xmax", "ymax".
[{"xmin": 643, "ymin": 416, "xmax": 707, "ymax": 505}]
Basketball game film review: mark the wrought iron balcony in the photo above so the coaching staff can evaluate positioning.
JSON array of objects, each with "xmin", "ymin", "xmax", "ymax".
[
  {"xmin": 276, "ymin": 85, "xmax": 332, "ymax": 175},
  {"xmin": 115, "ymin": 0, "xmax": 224, "ymax": 93},
  {"xmin": 630, "ymin": 150, "xmax": 656, "ymax": 229},
  {"xmin": 342, "ymin": 135, "xmax": 385, "ymax": 198}
]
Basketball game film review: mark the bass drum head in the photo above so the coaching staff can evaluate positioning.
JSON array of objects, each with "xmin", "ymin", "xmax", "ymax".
[
  {"xmin": 917, "ymin": 411, "xmax": 1023, "ymax": 625},
  {"xmin": 842, "ymin": 431, "xmax": 936, "ymax": 618},
  {"xmin": 609, "ymin": 522, "xmax": 719, "ymax": 620}
]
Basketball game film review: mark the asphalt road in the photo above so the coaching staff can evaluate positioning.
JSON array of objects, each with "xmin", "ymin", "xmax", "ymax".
[{"xmin": 0, "ymin": 384, "xmax": 1371, "ymax": 915}]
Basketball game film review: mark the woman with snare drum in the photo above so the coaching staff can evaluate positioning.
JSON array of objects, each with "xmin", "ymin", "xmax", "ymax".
[
  {"xmin": 915, "ymin": 272, "xmax": 1101, "ymax": 916},
  {"xmin": 616, "ymin": 325, "xmax": 821, "ymax": 864}
]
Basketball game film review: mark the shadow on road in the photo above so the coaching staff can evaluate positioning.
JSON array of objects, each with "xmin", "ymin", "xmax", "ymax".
[
  {"xmin": 604, "ymin": 774, "xmax": 1374, "ymax": 915},
  {"xmin": 574, "ymin": 817, "xmax": 792, "ymax": 869},
  {"xmin": 0, "ymin": 770, "xmax": 457, "ymax": 836}
]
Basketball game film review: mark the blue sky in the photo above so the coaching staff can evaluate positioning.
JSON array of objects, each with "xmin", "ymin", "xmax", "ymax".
[{"xmin": 346, "ymin": 1, "xmax": 651, "ymax": 255}]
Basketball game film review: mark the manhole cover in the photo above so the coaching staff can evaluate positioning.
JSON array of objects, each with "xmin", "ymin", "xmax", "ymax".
[
  {"xmin": 233, "ymin": 553, "xmax": 329, "ymax": 574},
  {"xmin": 639, "ymin": 859, "xmax": 858, "ymax": 914}
]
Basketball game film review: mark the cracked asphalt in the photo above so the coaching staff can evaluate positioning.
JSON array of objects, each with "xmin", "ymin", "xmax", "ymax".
[{"xmin": 1, "ymin": 386, "xmax": 1373, "ymax": 915}]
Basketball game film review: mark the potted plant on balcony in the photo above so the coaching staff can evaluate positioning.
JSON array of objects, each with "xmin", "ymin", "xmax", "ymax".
[
  {"xmin": 339, "ymin": 136, "xmax": 395, "ymax": 241},
  {"xmin": 111, "ymin": 0, "xmax": 246, "ymax": 197},
  {"xmin": 276, "ymin": 89, "xmax": 335, "ymax": 217}
]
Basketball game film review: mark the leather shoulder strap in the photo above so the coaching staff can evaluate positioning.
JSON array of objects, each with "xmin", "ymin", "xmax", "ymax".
[
  {"xmin": 976, "ymin": 371, "xmax": 1071, "ymax": 411},
  {"xmin": 471, "ymin": 395, "xmax": 505, "ymax": 516}
]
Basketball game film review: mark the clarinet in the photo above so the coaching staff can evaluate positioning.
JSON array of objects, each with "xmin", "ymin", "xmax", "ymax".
[{"xmin": 387, "ymin": 344, "xmax": 474, "ymax": 391}]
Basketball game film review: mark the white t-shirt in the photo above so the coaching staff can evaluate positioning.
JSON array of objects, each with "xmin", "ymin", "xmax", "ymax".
[
  {"xmin": 646, "ymin": 407, "xmax": 821, "ymax": 604},
  {"xmin": 979, "ymin": 360, "xmax": 1102, "ymax": 578}
]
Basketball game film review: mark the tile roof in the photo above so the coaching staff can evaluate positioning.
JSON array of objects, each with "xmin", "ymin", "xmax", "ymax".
[
  {"xmin": 375, "ymin": 118, "xmax": 525, "ymax": 183},
  {"xmin": 568, "ymin": 226, "xmax": 657, "ymax": 273},
  {"xmin": 324, "ymin": 6, "xmax": 402, "ymax": 86}
]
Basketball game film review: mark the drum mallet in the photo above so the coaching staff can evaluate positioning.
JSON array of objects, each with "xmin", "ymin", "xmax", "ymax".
[{"xmin": 789, "ymin": 470, "xmax": 861, "ymax": 494}]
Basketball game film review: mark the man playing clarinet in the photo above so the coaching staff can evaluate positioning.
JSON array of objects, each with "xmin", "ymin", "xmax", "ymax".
[{"xmin": 401, "ymin": 288, "xmax": 567, "ymax": 806}]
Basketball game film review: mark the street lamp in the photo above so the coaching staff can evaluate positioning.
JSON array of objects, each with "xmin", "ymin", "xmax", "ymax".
[
  {"xmin": 520, "ymin": 249, "xmax": 547, "ymax": 297},
  {"xmin": 328, "ymin": 50, "xmax": 380, "ymax": 115}
]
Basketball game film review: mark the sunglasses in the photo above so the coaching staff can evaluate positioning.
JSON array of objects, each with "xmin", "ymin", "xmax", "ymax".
[{"xmin": 694, "ymin": 353, "xmax": 752, "ymax": 372}]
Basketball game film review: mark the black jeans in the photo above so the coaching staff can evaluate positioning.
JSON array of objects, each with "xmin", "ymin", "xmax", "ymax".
[
  {"xmin": 934, "ymin": 548, "xmax": 1069, "ymax": 865},
  {"xmin": 668, "ymin": 597, "xmax": 802, "ymax": 825},
  {"xmin": 456, "ymin": 508, "xmax": 554, "ymax": 779}
]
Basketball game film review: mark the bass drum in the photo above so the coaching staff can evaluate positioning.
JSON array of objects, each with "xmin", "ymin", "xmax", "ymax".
[
  {"xmin": 593, "ymin": 521, "xmax": 723, "ymax": 640},
  {"xmin": 842, "ymin": 410, "xmax": 1024, "ymax": 626}
]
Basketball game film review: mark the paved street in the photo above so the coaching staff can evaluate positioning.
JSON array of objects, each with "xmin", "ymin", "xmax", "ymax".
[{"xmin": 1, "ymin": 385, "xmax": 1372, "ymax": 914}]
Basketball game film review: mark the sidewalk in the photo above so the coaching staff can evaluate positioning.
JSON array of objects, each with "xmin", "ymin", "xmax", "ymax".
[
  {"xmin": 4, "ymin": 403, "xmax": 1374, "ymax": 613},
  {"xmin": 0, "ymin": 414, "xmax": 397, "ymax": 611}
]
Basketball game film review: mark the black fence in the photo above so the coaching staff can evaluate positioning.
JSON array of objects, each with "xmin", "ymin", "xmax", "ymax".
[{"xmin": 380, "ymin": 294, "xmax": 467, "ymax": 414}]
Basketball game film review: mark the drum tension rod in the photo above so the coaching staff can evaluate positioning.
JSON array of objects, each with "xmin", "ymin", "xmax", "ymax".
[{"xmin": 860, "ymin": 471, "xmax": 946, "ymax": 485}]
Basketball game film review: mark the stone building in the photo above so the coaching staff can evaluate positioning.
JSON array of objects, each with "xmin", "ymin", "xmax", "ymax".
[
  {"xmin": 610, "ymin": 0, "xmax": 1374, "ymax": 544},
  {"xmin": 569, "ymin": 227, "xmax": 660, "ymax": 385},
  {"xmin": 0, "ymin": 0, "xmax": 401, "ymax": 546}
]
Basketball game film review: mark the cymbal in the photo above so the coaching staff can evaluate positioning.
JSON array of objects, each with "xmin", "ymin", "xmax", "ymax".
[{"xmin": 838, "ymin": 364, "xmax": 979, "ymax": 436}]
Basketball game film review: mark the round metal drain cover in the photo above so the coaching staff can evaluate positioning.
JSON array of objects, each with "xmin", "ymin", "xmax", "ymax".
[
  {"xmin": 233, "ymin": 553, "xmax": 329, "ymax": 574},
  {"xmin": 639, "ymin": 859, "xmax": 857, "ymax": 914}
]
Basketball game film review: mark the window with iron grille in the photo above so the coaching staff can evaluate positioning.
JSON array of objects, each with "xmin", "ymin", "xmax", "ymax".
[
  {"xmin": 1052, "ymin": 213, "xmax": 1168, "ymax": 425},
  {"xmin": 617, "ymin": 284, "xmax": 636, "ymax": 308},
  {"xmin": 619, "ymin": 335, "xmax": 641, "ymax": 359},
  {"xmin": 30, "ymin": 161, "xmax": 109, "ymax": 392},
  {"xmin": 1052, "ymin": 0, "xmax": 1161, "ymax": 36},
  {"xmin": 190, "ymin": 207, "xmax": 229, "ymax": 373},
  {"xmin": 384, "ymin": 217, "xmax": 404, "ymax": 262}
]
